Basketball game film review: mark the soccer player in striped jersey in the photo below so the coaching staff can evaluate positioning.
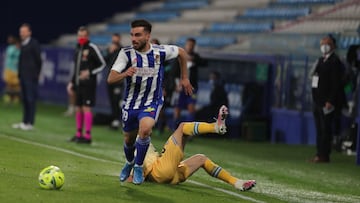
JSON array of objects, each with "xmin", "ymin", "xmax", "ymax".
[
  {"xmin": 107, "ymin": 19, "xmax": 193, "ymax": 184},
  {"xmin": 127, "ymin": 105, "xmax": 256, "ymax": 191}
]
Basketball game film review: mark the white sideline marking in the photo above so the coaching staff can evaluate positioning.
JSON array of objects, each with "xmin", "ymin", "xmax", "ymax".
[
  {"xmin": 188, "ymin": 180, "xmax": 264, "ymax": 203},
  {"xmin": 1, "ymin": 134, "xmax": 261, "ymax": 203}
]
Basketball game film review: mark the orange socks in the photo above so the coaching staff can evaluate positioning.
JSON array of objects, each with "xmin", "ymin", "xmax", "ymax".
[
  {"xmin": 182, "ymin": 122, "xmax": 216, "ymax": 136},
  {"xmin": 204, "ymin": 159, "xmax": 238, "ymax": 186}
]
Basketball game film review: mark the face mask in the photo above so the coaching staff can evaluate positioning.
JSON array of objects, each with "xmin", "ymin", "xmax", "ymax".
[
  {"xmin": 78, "ymin": 37, "xmax": 88, "ymax": 46},
  {"xmin": 320, "ymin": 44, "xmax": 331, "ymax": 55}
]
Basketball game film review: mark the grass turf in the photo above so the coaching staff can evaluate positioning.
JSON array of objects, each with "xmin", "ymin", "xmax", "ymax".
[{"xmin": 0, "ymin": 102, "xmax": 359, "ymax": 203}]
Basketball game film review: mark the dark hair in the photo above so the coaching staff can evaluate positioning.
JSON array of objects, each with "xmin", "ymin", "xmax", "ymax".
[
  {"xmin": 131, "ymin": 19, "xmax": 152, "ymax": 33},
  {"xmin": 151, "ymin": 38, "xmax": 160, "ymax": 45},
  {"xmin": 78, "ymin": 26, "xmax": 89, "ymax": 33},
  {"xmin": 186, "ymin": 37, "xmax": 196, "ymax": 44},
  {"xmin": 20, "ymin": 23, "xmax": 32, "ymax": 31},
  {"xmin": 112, "ymin": 33, "xmax": 120, "ymax": 38}
]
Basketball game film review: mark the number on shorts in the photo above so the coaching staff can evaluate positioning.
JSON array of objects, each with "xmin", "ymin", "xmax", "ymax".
[{"xmin": 122, "ymin": 110, "xmax": 128, "ymax": 121}]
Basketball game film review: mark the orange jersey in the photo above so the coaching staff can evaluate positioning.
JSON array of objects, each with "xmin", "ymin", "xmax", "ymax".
[{"xmin": 144, "ymin": 137, "xmax": 189, "ymax": 184}]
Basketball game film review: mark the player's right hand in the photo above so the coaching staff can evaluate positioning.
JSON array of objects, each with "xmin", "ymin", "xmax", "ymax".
[{"xmin": 125, "ymin": 67, "xmax": 137, "ymax": 77}]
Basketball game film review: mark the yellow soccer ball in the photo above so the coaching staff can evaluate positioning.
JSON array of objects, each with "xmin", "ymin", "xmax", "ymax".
[{"xmin": 38, "ymin": 165, "xmax": 65, "ymax": 190}]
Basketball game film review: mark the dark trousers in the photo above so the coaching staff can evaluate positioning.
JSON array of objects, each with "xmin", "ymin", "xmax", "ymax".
[
  {"xmin": 313, "ymin": 105, "xmax": 336, "ymax": 159},
  {"xmin": 107, "ymin": 84, "xmax": 123, "ymax": 121},
  {"xmin": 20, "ymin": 78, "xmax": 39, "ymax": 125}
]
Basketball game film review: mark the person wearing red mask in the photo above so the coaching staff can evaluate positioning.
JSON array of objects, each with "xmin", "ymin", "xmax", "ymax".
[{"xmin": 67, "ymin": 26, "xmax": 106, "ymax": 144}]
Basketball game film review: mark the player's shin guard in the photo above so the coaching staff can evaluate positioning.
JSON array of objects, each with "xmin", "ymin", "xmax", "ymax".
[
  {"xmin": 135, "ymin": 136, "xmax": 151, "ymax": 166},
  {"xmin": 75, "ymin": 112, "xmax": 83, "ymax": 137},
  {"xmin": 84, "ymin": 112, "xmax": 93, "ymax": 139},
  {"xmin": 124, "ymin": 143, "xmax": 135, "ymax": 164},
  {"xmin": 204, "ymin": 158, "xmax": 237, "ymax": 186},
  {"xmin": 182, "ymin": 122, "xmax": 216, "ymax": 136}
]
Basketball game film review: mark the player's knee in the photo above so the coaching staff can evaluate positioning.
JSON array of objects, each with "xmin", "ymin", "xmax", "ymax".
[
  {"xmin": 138, "ymin": 127, "xmax": 152, "ymax": 137},
  {"xmin": 178, "ymin": 122, "xmax": 185, "ymax": 129},
  {"xmin": 194, "ymin": 154, "xmax": 208, "ymax": 164}
]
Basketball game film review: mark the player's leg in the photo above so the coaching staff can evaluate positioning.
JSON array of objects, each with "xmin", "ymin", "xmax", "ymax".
[
  {"xmin": 76, "ymin": 85, "xmax": 96, "ymax": 143},
  {"xmin": 120, "ymin": 108, "xmax": 141, "ymax": 182},
  {"xmin": 120, "ymin": 130, "xmax": 138, "ymax": 182},
  {"xmin": 79, "ymin": 105, "xmax": 92, "ymax": 143},
  {"xmin": 182, "ymin": 105, "xmax": 228, "ymax": 136},
  {"xmin": 63, "ymin": 89, "xmax": 76, "ymax": 117},
  {"xmin": 69, "ymin": 89, "xmax": 83, "ymax": 142},
  {"xmin": 131, "ymin": 116, "xmax": 155, "ymax": 184},
  {"xmin": 132, "ymin": 105, "xmax": 162, "ymax": 184},
  {"xmin": 180, "ymin": 154, "xmax": 256, "ymax": 191}
]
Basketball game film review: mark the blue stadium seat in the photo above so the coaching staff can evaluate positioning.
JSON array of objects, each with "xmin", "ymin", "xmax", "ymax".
[
  {"xmin": 207, "ymin": 22, "xmax": 273, "ymax": 33},
  {"xmin": 242, "ymin": 8, "xmax": 310, "ymax": 19},
  {"xmin": 276, "ymin": 0, "xmax": 336, "ymax": 4},
  {"xmin": 339, "ymin": 35, "xmax": 360, "ymax": 49},
  {"xmin": 90, "ymin": 35, "xmax": 110, "ymax": 46},
  {"xmin": 135, "ymin": 12, "xmax": 180, "ymax": 22},
  {"xmin": 175, "ymin": 36, "xmax": 237, "ymax": 48},
  {"xmin": 162, "ymin": 0, "xmax": 208, "ymax": 10},
  {"xmin": 106, "ymin": 24, "xmax": 130, "ymax": 33}
]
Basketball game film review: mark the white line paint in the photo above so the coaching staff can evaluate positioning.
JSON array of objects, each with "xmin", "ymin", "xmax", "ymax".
[
  {"xmin": 187, "ymin": 180, "xmax": 265, "ymax": 203},
  {"xmin": 1, "ymin": 134, "xmax": 261, "ymax": 202}
]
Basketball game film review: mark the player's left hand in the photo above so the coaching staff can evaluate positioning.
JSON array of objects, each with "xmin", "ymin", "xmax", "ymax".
[
  {"xmin": 180, "ymin": 78, "xmax": 193, "ymax": 96},
  {"xmin": 79, "ymin": 70, "xmax": 90, "ymax": 80}
]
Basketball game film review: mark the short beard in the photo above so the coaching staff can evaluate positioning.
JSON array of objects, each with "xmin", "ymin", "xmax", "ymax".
[{"xmin": 134, "ymin": 41, "xmax": 147, "ymax": 52}]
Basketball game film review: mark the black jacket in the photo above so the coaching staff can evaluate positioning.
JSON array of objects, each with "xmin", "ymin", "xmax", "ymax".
[
  {"xmin": 210, "ymin": 82, "xmax": 228, "ymax": 109},
  {"xmin": 18, "ymin": 38, "xmax": 42, "ymax": 80},
  {"xmin": 173, "ymin": 51, "xmax": 206, "ymax": 90},
  {"xmin": 311, "ymin": 52, "xmax": 345, "ymax": 108},
  {"xmin": 72, "ymin": 41, "xmax": 106, "ymax": 87}
]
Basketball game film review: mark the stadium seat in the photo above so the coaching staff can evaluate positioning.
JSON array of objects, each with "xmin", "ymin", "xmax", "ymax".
[
  {"xmin": 106, "ymin": 24, "xmax": 130, "ymax": 33},
  {"xmin": 339, "ymin": 35, "xmax": 360, "ymax": 49},
  {"xmin": 275, "ymin": 0, "xmax": 337, "ymax": 4},
  {"xmin": 241, "ymin": 8, "xmax": 311, "ymax": 19},
  {"xmin": 161, "ymin": 0, "xmax": 209, "ymax": 10},
  {"xmin": 206, "ymin": 22, "xmax": 273, "ymax": 33},
  {"xmin": 175, "ymin": 36, "xmax": 237, "ymax": 48},
  {"xmin": 135, "ymin": 11, "xmax": 180, "ymax": 22}
]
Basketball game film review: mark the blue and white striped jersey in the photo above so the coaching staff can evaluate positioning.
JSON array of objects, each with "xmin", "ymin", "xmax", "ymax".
[{"xmin": 111, "ymin": 44, "xmax": 179, "ymax": 110}]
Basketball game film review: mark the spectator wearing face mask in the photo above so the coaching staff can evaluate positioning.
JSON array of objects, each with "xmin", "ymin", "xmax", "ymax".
[
  {"xmin": 67, "ymin": 26, "xmax": 106, "ymax": 144},
  {"xmin": 309, "ymin": 35, "xmax": 346, "ymax": 163}
]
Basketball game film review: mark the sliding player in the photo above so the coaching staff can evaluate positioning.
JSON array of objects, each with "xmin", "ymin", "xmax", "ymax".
[{"xmin": 124, "ymin": 105, "xmax": 256, "ymax": 191}]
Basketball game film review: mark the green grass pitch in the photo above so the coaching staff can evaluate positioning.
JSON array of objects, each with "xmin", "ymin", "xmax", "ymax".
[{"xmin": 0, "ymin": 102, "xmax": 359, "ymax": 203}]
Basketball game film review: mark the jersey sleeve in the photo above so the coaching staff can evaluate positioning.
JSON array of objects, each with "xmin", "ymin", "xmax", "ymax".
[
  {"xmin": 163, "ymin": 45, "xmax": 179, "ymax": 61},
  {"xmin": 111, "ymin": 49, "xmax": 129, "ymax": 73}
]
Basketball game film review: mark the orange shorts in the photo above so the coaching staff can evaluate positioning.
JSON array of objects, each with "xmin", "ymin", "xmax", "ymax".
[{"xmin": 148, "ymin": 136, "xmax": 189, "ymax": 184}]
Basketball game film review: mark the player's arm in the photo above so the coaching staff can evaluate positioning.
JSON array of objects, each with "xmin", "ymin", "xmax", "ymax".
[
  {"xmin": 177, "ymin": 47, "xmax": 193, "ymax": 95},
  {"xmin": 107, "ymin": 49, "xmax": 134, "ymax": 84},
  {"xmin": 107, "ymin": 68, "xmax": 137, "ymax": 84}
]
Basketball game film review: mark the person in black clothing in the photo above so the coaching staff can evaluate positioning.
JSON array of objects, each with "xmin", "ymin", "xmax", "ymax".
[
  {"xmin": 68, "ymin": 26, "xmax": 106, "ymax": 143},
  {"xmin": 105, "ymin": 33, "xmax": 123, "ymax": 130},
  {"xmin": 343, "ymin": 36, "xmax": 360, "ymax": 154},
  {"xmin": 173, "ymin": 38, "xmax": 206, "ymax": 128},
  {"xmin": 310, "ymin": 35, "xmax": 345, "ymax": 163},
  {"xmin": 195, "ymin": 71, "xmax": 228, "ymax": 123},
  {"xmin": 12, "ymin": 23, "xmax": 42, "ymax": 131}
]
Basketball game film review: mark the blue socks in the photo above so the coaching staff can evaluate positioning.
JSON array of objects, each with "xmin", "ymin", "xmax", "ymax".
[
  {"xmin": 134, "ymin": 136, "xmax": 151, "ymax": 166},
  {"xmin": 124, "ymin": 143, "xmax": 135, "ymax": 164}
]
